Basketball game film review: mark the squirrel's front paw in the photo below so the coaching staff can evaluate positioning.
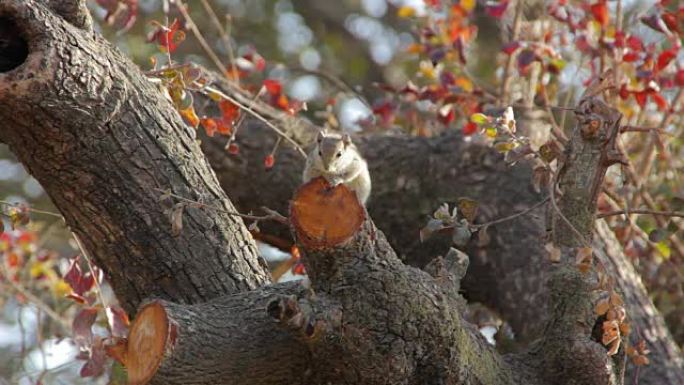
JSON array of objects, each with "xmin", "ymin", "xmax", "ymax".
[{"xmin": 328, "ymin": 177, "xmax": 343, "ymax": 186}]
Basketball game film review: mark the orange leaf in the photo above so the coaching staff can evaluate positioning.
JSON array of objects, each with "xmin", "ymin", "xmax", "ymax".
[
  {"xmin": 200, "ymin": 117, "xmax": 218, "ymax": 137},
  {"xmin": 179, "ymin": 107, "xmax": 199, "ymax": 128},
  {"xmin": 263, "ymin": 79, "xmax": 282, "ymax": 95},
  {"xmin": 590, "ymin": 2, "xmax": 609, "ymax": 27},
  {"xmin": 595, "ymin": 299, "xmax": 610, "ymax": 316}
]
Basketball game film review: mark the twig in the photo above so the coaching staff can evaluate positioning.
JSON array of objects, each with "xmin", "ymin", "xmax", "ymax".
[
  {"xmin": 199, "ymin": 0, "xmax": 240, "ymax": 85},
  {"xmin": 175, "ymin": 1, "xmax": 230, "ymax": 78},
  {"xmin": 499, "ymin": 0, "xmax": 524, "ymax": 107},
  {"xmin": 195, "ymin": 83, "xmax": 308, "ymax": 158},
  {"xmin": 597, "ymin": 209, "xmax": 684, "ymax": 219},
  {"xmin": 0, "ymin": 278, "xmax": 70, "ymax": 330},
  {"xmin": 472, "ymin": 197, "xmax": 550, "ymax": 229},
  {"xmin": 227, "ymin": 86, "xmax": 265, "ymax": 147},
  {"xmin": 0, "ymin": 200, "xmax": 64, "ymax": 220},
  {"xmin": 71, "ymin": 233, "xmax": 108, "ymax": 310},
  {"xmin": 156, "ymin": 188, "xmax": 289, "ymax": 225}
]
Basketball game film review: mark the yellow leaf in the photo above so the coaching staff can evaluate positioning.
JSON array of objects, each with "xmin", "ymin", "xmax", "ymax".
[
  {"xmin": 470, "ymin": 113, "xmax": 489, "ymax": 124},
  {"xmin": 460, "ymin": 0, "xmax": 476, "ymax": 12},
  {"xmin": 485, "ymin": 126, "xmax": 497, "ymax": 138},
  {"xmin": 180, "ymin": 107, "xmax": 200, "ymax": 128},
  {"xmin": 397, "ymin": 6, "xmax": 416, "ymax": 18},
  {"xmin": 53, "ymin": 280, "xmax": 71, "ymax": 297},
  {"xmin": 455, "ymin": 76, "xmax": 473, "ymax": 92}
]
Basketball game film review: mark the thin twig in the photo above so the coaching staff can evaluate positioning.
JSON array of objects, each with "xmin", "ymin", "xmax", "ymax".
[
  {"xmin": 175, "ymin": 1, "xmax": 230, "ymax": 77},
  {"xmin": 156, "ymin": 188, "xmax": 289, "ymax": 224},
  {"xmin": 199, "ymin": 0, "xmax": 240, "ymax": 85},
  {"xmin": 0, "ymin": 200, "xmax": 64, "ymax": 220},
  {"xmin": 473, "ymin": 197, "xmax": 550, "ymax": 229},
  {"xmin": 195, "ymin": 83, "xmax": 308, "ymax": 158},
  {"xmin": 499, "ymin": 0, "xmax": 524, "ymax": 107},
  {"xmin": 71, "ymin": 233, "xmax": 108, "ymax": 310},
  {"xmin": 0, "ymin": 279, "xmax": 70, "ymax": 330},
  {"xmin": 597, "ymin": 209, "xmax": 684, "ymax": 219}
]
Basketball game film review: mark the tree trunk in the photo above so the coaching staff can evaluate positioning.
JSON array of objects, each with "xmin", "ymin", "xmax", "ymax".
[
  {"xmin": 0, "ymin": 2, "xmax": 682, "ymax": 385},
  {"xmin": 0, "ymin": 0, "xmax": 269, "ymax": 315}
]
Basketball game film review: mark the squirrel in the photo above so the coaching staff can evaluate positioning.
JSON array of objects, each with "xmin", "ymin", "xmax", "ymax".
[{"xmin": 303, "ymin": 131, "xmax": 371, "ymax": 205}]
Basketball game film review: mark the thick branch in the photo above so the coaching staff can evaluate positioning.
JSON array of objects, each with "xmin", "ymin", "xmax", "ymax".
[{"xmin": 0, "ymin": 1, "xmax": 269, "ymax": 313}]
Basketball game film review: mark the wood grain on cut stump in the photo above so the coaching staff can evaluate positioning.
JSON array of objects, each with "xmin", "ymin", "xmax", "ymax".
[
  {"xmin": 290, "ymin": 177, "xmax": 365, "ymax": 249},
  {"xmin": 125, "ymin": 301, "xmax": 171, "ymax": 385}
]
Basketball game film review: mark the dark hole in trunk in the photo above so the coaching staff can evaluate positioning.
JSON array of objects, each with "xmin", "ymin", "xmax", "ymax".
[{"xmin": 0, "ymin": 17, "xmax": 28, "ymax": 72}]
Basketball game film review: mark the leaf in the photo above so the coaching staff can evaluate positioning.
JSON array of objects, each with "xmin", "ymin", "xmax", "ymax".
[
  {"xmin": 108, "ymin": 361, "xmax": 129, "ymax": 385},
  {"xmin": 457, "ymin": 198, "xmax": 479, "ymax": 223},
  {"xmin": 397, "ymin": 6, "xmax": 416, "ymax": 18},
  {"xmin": 438, "ymin": 104, "xmax": 455, "ymax": 125},
  {"xmin": 545, "ymin": 242, "xmax": 561, "ymax": 262},
  {"xmin": 656, "ymin": 49, "xmax": 677, "ymax": 72},
  {"xmin": 420, "ymin": 219, "xmax": 448, "ymax": 242},
  {"xmin": 462, "ymin": 121, "xmax": 478, "ymax": 135},
  {"xmin": 171, "ymin": 203, "xmax": 185, "ymax": 237},
  {"xmin": 179, "ymin": 106, "xmax": 199, "ymax": 128},
  {"xmin": 485, "ymin": 126, "xmax": 497, "ymax": 138},
  {"xmin": 495, "ymin": 141, "xmax": 516, "ymax": 153},
  {"xmin": 595, "ymin": 299, "xmax": 610, "ymax": 316},
  {"xmin": 80, "ymin": 338, "xmax": 107, "ymax": 377},
  {"xmin": 459, "ymin": 0, "xmax": 476, "ymax": 12},
  {"xmin": 64, "ymin": 257, "xmax": 95, "ymax": 296},
  {"xmin": 606, "ymin": 338, "xmax": 621, "ymax": 356},
  {"xmin": 433, "ymin": 203, "xmax": 452, "ymax": 221},
  {"xmin": 610, "ymin": 292, "xmax": 624, "ymax": 307},
  {"xmin": 485, "ymin": 1, "xmax": 509, "ymax": 19},
  {"xmin": 451, "ymin": 224, "xmax": 472, "ymax": 247},
  {"xmin": 470, "ymin": 113, "xmax": 489, "ymax": 125},
  {"xmin": 200, "ymin": 117, "xmax": 218, "ymax": 137},
  {"xmin": 106, "ymin": 306, "xmax": 130, "ymax": 338},
  {"xmin": 73, "ymin": 307, "xmax": 98, "ymax": 348},
  {"xmin": 501, "ymin": 41, "xmax": 520, "ymax": 55},
  {"xmin": 263, "ymin": 79, "xmax": 282, "ymax": 96},
  {"xmin": 590, "ymin": 1, "xmax": 609, "ymax": 27},
  {"xmin": 649, "ymin": 228, "xmax": 670, "ymax": 243}
]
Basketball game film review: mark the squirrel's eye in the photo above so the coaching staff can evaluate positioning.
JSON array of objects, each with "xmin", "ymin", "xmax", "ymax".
[
  {"xmin": 318, "ymin": 150, "xmax": 322, "ymax": 156},
  {"xmin": 336, "ymin": 152, "xmax": 342, "ymax": 157}
]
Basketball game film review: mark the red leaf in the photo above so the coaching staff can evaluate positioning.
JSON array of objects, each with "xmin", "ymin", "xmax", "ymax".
[
  {"xmin": 263, "ymin": 79, "xmax": 282, "ymax": 96},
  {"xmin": 463, "ymin": 121, "xmax": 478, "ymax": 135},
  {"xmin": 590, "ymin": 2, "xmax": 609, "ymax": 27},
  {"xmin": 292, "ymin": 262, "xmax": 306, "ymax": 275},
  {"xmin": 485, "ymin": 1, "xmax": 509, "ymax": 19},
  {"xmin": 64, "ymin": 257, "xmax": 95, "ymax": 296},
  {"xmin": 219, "ymin": 100, "xmax": 240, "ymax": 133},
  {"xmin": 264, "ymin": 154, "xmax": 275, "ymax": 169},
  {"xmin": 619, "ymin": 84, "xmax": 630, "ymax": 100},
  {"xmin": 623, "ymin": 52, "xmax": 639, "ymax": 62},
  {"xmin": 655, "ymin": 49, "xmax": 677, "ymax": 72},
  {"xmin": 651, "ymin": 92, "xmax": 668, "ymax": 111},
  {"xmin": 626, "ymin": 36, "xmax": 644, "ymax": 51},
  {"xmin": 157, "ymin": 19, "xmax": 183, "ymax": 53},
  {"xmin": 438, "ymin": 105, "xmax": 455, "ymax": 125},
  {"xmin": 634, "ymin": 91, "xmax": 648, "ymax": 107},
  {"xmin": 675, "ymin": 69, "xmax": 684, "ymax": 86},
  {"xmin": 662, "ymin": 12, "xmax": 680, "ymax": 33},
  {"xmin": 73, "ymin": 307, "xmax": 98, "ymax": 348},
  {"xmin": 502, "ymin": 41, "xmax": 521, "ymax": 55},
  {"xmin": 105, "ymin": 306, "xmax": 130, "ymax": 338},
  {"xmin": 80, "ymin": 339, "xmax": 107, "ymax": 378}
]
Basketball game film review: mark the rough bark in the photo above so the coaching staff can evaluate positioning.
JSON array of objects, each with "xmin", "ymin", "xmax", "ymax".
[
  {"xmin": 0, "ymin": 0, "xmax": 270, "ymax": 314},
  {"xmin": 201, "ymin": 81, "xmax": 684, "ymax": 384},
  {"xmin": 1, "ymin": 2, "xmax": 682, "ymax": 385}
]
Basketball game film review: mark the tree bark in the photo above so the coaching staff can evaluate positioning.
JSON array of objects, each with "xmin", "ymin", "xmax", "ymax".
[
  {"xmin": 200, "ymin": 80, "xmax": 684, "ymax": 385},
  {"xmin": 0, "ymin": 0, "xmax": 270, "ymax": 315},
  {"xmin": 1, "ymin": 2, "xmax": 682, "ymax": 385}
]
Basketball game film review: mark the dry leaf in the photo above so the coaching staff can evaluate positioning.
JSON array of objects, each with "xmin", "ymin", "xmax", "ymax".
[
  {"xmin": 594, "ymin": 299, "xmax": 610, "ymax": 316},
  {"xmin": 545, "ymin": 242, "xmax": 561, "ymax": 262}
]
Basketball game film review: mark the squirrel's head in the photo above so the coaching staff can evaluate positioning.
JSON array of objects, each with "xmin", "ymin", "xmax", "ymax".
[{"xmin": 317, "ymin": 131, "xmax": 354, "ymax": 172}]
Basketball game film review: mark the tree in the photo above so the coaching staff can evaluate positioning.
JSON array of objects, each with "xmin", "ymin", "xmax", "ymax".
[{"xmin": 0, "ymin": 1, "xmax": 682, "ymax": 385}]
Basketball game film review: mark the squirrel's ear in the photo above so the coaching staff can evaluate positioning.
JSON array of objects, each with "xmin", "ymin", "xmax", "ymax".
[
  {"xmin": 317, "ymin": 131, "xmax": 325, "ymax": 143},
  {"xmin": 342, "ymin": 134, "xmax": 352, "ymax": 145}
]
